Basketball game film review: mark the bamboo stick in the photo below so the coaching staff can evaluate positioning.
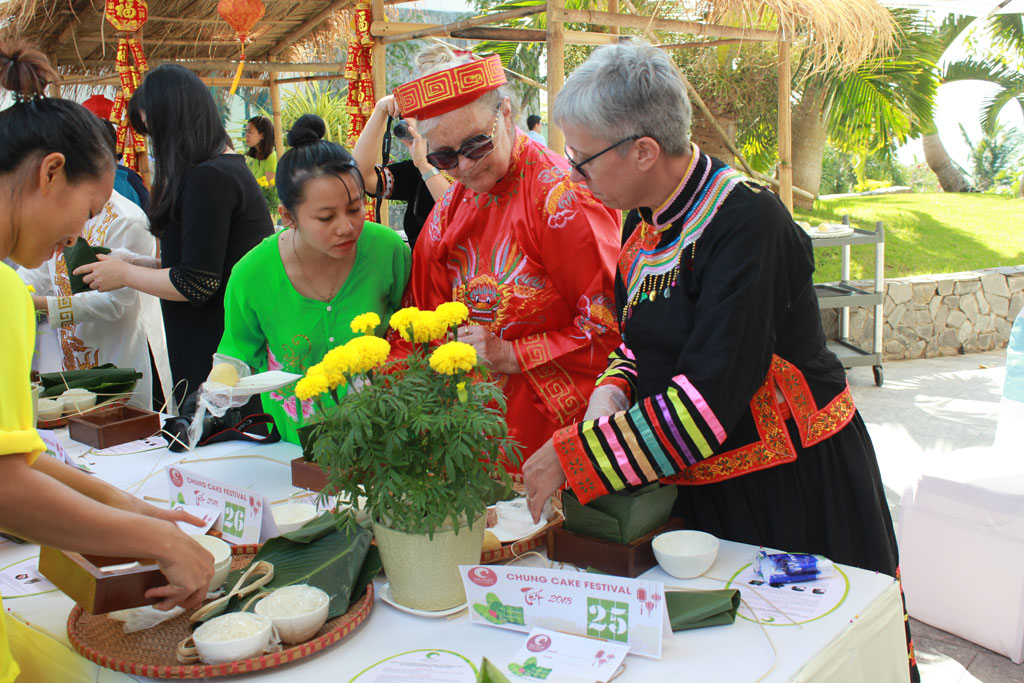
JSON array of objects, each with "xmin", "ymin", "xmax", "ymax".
[
  {"xmin": 606, "ymin": 0, "xmax": 620, "ymax": 35},
  {"xmin": 274, "ymin": 73, "xmax": 353, "ymax": 85},
  {"xmin": 269, "ymin": 56, "xmax": 285, "ymax": 160},
  {"xmin": 371, "ymin": 0, "xmax": 389, "ymax": 227},
  {"xmin": 379, "ymin": 6, "xmax": 544, "ymax": 45},
  {"xmin": 66, "ymin": 59, "xmax": 345, "ymax": 73},
  {"xmin": 550, "ymin": 9, "xmax": 777, "ymax": 42},
  {"xmin": 373, "ymin": 21, "xmax": 617, "ymax": 46},
  {"xmin": 659, "ymin": 38, "xmax": 748, "ymax": 49},
  {"xmin": 546, "ymin": 0, "xmax": 566, "ymax": 154},
  {"xmin": 777, "ymin": 40, "xmax": 793, "ymax": 212}
]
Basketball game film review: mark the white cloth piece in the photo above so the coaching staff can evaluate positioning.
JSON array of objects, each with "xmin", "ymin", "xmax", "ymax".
[{"xmin": 18, "ymin": 190, "xmax": 164, "ymax": 409}]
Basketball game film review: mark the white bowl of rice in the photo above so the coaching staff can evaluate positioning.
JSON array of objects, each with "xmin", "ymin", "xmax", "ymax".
[
  {"xmin": 191, "ymin": 613, "xmax": 275, "ymax": 664},
  {"xmin": 254, "ymin": 585, "xmax": 329, "ymax": 644},
  {"xmin": 652, "ymin": 530, "xmax": 720, "ymax": 579},
  {"xmin": 271, "ymin": 503, "xmax": 319, "ymax": 534}
]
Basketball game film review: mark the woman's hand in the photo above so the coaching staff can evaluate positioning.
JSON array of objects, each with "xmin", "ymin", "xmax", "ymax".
[
  {"xmin": 375, "ymin": 94, "xmax": 401, "ymax": 119},
  {"xmin": 32, "ymin": 295, "xmax": 48, "ymax": 311},
  {"xmin": 73, "ymin": 253, "xmax": 132, "ymax": 292},
  {"xmin": 457, "ymin": 324, "xmax": 520, "ymax": 374},
  {"xmin": 146, "ymin": 529, "xmax": 216, "ymax": 610},
  {"xmin": 115, "ymin": 491, "xmax": 209, "ymax": 528},
  {"xmin": 402, "ymin": 118, "xmax": 431, "ymax": 169},
  {"xmin": 523, "ymin": 438, "xmax": 567, "ymax": 523}
]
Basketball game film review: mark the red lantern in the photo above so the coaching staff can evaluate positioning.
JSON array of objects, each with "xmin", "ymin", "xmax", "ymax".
[
  {"xmin": 218, "ymin": 0, "xmax": 265, "ymax": 93},
  {"xmin": 104, "ymin": 0, "xmax": 149, "ymax": 172}
]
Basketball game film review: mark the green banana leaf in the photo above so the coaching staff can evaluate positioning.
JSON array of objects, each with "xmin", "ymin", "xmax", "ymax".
[
  {"xmin": 562, "ymin": 483, "xmax": 677, "ymax": 545},
  {"xmin": 40, "ymin": 365, "xmax": 141, "ymax": 398},
  {"xmin": 477, "ymin": 657, "xmax": 511, "ymax": 683},
  {"xmin": 198, "ymin": 519, "xmax": 378, "ymax": 624},
  {"xmin": 666, "ymin": 589, "xmax": 741, "ymax": 631},
  {"xmin": 63, "ymin": 237, "xmax": 111, "ymax": 294}
]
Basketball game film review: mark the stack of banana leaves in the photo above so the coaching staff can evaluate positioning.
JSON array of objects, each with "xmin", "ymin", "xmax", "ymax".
[{"xmin": 38, "ymin": 363, "xmax": 142, "ymax": 399}]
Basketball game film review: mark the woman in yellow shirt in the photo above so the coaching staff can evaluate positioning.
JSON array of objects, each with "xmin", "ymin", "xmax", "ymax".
[{"xmin": 0, "ymin": 43, "xmax": 213, "ymax": 681}]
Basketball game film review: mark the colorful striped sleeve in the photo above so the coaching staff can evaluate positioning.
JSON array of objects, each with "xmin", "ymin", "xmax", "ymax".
[
  {"xmin": 553, "ymin": 371, "xmax": 727, "ymax": 504},
  {"xmin": 594, "ymin": 343, "xmax": 638, "ymax": 403}
]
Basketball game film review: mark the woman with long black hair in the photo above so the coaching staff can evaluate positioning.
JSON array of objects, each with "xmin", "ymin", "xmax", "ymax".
[{"xmin": 76, "ymin": 64, "xmax": 274, "ymax": 407}]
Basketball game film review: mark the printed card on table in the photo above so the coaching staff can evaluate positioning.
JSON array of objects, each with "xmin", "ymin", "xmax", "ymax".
[
  {"xmin": 459, "ymin": 565, "xmax": 666, "ymax": 658},
  {"xmin": 165, "ymin": 466, "xmax": 277, "ymax": 544},
  {"xmin": 499, "ymin": 628, "xmax": 628, "ymax": 682}
]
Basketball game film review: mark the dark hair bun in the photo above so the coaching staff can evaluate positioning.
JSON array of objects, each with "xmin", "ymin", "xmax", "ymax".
[
  {"xmin": 0, "ymin": 41, "xmax": 56, "ymax": 100},
  {"xmin": 287, "ymin": 114, "xmax": 326, "ymax": 148}
]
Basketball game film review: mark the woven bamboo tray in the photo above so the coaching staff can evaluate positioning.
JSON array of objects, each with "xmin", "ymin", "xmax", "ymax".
[{"xmin": 67, "ymin": 544, "xmax": 374, "ymax": 678}]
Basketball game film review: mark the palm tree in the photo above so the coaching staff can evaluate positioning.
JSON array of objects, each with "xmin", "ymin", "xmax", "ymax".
[
  {"xmin": 958, "ymin": 122, "xmax": 1024, "ymax": 191},
  {"xmin": 789, "ymin": 9, "xmax": 941, "ymax": 206}
]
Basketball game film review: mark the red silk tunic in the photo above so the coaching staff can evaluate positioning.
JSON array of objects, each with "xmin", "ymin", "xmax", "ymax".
[{"xmin": 407, "ymin": 134, "xmax": 622, "ymax": 466}]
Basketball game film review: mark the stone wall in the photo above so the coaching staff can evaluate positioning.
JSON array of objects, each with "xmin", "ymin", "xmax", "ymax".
[{"xmin": 820, "ymin": 266, "xmax": 1024, "ymax": 361}]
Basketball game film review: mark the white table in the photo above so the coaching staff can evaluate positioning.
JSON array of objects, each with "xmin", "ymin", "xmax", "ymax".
[{"xmin": 2, "ymin": 432, "xmax": 911, "ymax": 682}]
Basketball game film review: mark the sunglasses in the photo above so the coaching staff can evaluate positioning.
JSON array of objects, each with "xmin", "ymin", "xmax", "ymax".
[
  {"xmin": 565, "ymin": 135, "xmax": 641, "ymax": 180},
  {"xmin": 425, "ymin": 111, "xmax": 501, "ymax": 171}
]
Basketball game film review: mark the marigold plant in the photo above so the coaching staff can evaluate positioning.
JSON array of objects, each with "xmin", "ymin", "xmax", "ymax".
[{"xmin": 298, "ymin": 304, "xmax": 521, "ymax": 537}]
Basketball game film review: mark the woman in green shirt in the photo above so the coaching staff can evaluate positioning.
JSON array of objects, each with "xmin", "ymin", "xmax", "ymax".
[
  {"xmin": 245, "ymin": 115, "xmax": 277, "ymax": 183},
  {"xmin": 218, "ymin": 114, "xmax": 411, "ymax": 443}
]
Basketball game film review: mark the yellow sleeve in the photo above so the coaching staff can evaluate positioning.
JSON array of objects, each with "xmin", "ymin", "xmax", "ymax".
[{"xmin": 0, "ymin": 264, "xmax": 45, "ymax": 463}]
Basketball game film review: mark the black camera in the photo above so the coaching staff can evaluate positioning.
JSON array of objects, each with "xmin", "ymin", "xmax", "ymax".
[{"xmin": 393, "ymin": 119, "xmax": 412, "ymax": 141}]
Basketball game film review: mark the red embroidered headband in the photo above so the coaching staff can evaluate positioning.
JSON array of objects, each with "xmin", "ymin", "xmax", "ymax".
[{"xmin": 392, "ymin": 54, "xmax": 506, "ymax": 120}]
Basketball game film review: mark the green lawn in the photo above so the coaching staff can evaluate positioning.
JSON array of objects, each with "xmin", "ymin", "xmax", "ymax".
[{"xmin": 793, "ymin": 193, "xmax": 1024, "ymax": 283}]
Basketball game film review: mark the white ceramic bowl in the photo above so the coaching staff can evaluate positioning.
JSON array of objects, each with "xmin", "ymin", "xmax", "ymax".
[
  {"xmin": 272, "ymin": 503, "xmax": 319, "ymax": 534},
  {"xmin": 254, "ymin": 585, "xmax": 329, "ymax": 644},
  {"xmin": 191, "ymin": 534, "xmax": 232, "ymax": 592},
  {"xmin": 192, "ymin": 613, "xmax": 274, "ymax": 664},
  {"xmin": 652, "ymin": 530, "xmax": 720, "ymax": 579}
]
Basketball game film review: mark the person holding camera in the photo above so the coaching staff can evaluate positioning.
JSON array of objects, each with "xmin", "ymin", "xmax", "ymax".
[
  {"xmin": 352, "ymin": 94, "xmax": 450, "ymax": 249},
  {"xmin": 0, "ymin": 44, "xmax": 214, "ymax": 679}
]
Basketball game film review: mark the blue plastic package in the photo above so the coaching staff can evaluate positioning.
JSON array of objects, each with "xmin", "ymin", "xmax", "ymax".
[{"xmin": 754, "ymin": 551, "xmax": 835, "ymax": 585}]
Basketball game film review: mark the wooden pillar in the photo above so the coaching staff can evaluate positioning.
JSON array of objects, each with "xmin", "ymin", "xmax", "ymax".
[
  {"xmin": 48, "ymin": 54, "xmax": 61, "ymax": 98},
  {"xmin": 606, "ymin": 0, "xmax": 619, "ymax": 35},
  {"xmin": 546, "ymin": 0, "xmax": 566, "ymax": 154},
  {"xmin": 370, "ymin": 0, "xmax": 389, "ymax": 226},
  {"xmin": 777, "ymin": 40, "xmax": 793, "ymax": 213},
  {"xmin": 268, "ymin": 56, "xmax": 285, "ymax": 160}
]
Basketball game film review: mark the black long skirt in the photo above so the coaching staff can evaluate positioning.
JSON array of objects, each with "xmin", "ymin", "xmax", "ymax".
[{"xmin": 672, "ymin": 410, "xmax": 919, "ymax": 681}]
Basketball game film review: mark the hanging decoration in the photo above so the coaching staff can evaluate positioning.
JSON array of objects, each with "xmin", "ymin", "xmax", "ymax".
[
  {"xmin": 104, "ymin": 0, "xmax": 148, "ymax": 171},
  {"xmin": 218, "ymin": 0, "xmax": 266, "ymax": 95},
  {"xmin": 345, "ymin": 0, "xmax": 376, "ymax": 219}
]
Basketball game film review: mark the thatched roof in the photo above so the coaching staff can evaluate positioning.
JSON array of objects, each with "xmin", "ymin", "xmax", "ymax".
[{"xmin": 0, "ymin": 0, "xmax": 352, "ymax": 74}]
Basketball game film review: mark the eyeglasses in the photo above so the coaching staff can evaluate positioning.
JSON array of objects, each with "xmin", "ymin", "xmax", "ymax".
[
  {"xmin": 564, "ymin": 135, "xmax": 641, "ymax": 179},
  {"xmin": 425, "ymin": 111, "xmax": 501, "ymax": 171}
]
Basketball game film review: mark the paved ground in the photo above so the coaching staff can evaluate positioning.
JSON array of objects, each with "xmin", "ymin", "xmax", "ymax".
[{"xmin": 847, "ymin": 351, "xmax": 1024, "ymax": 682}]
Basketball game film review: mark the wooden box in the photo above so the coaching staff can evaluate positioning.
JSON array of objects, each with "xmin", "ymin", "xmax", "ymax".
[
  {"xmin": 291, "ymin": 456, "xmax": 330, "ymax": 493},
  {"xmin": 67, "ymin": 405, "xmax": 160, "ymax": 449},
  {"xmin": 547, "ymin": 518, "xmax": 686, "ymax": 578},
  {"xmin": 38, "ymin": 545, "xmax": 164, "ymax": 614}
]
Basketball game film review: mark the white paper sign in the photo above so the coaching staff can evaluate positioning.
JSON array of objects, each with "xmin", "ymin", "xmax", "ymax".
[
  {"xmin": 91, "ymin": 436, "xmax": 166, "ymax": 455},
  {"xmin": 498, "ymin": 628, "xmax": 628, "ymax": 682},
  {"xmin": 0, "ymin": 556, "xmax": 57, "ymax": 598},
  {"xmin": 460, "ymin": 565, "xmax": 665, "ymax": 658},
  {"xmin": 172, "ymin": 503, "xmax": 221, "ymax": 535},
  {"xmin": 348, "ymin": 649, "xmax": 477, "ymax": 682},
  {"xmin": 727, "ymin": 563, "xmax": 849, "ymax": 625},
  {"xmin": 37, "ymin": 429, "xmax": 74, "ymax": 466},
  {"xmin": 165, "ymin": 466, "xmax": 277, "ymax": 544}
]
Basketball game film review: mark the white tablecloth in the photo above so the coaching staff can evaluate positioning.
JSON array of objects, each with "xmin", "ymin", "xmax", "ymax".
[{"xmin": 2, "ymin": 432, "xmax": 910, "ymax": 682}]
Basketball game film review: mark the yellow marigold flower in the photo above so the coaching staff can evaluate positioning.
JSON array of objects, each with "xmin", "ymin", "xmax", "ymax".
[
  {"xmin": 314, "ymin": 358, "xmax": 347, "ymax": 390},
  {"xmin": 26, "ymin": 285, "xmax": 35, "ymax": 293},
  {"xmin": 295, "ymin": 370, "xmax": 329, "ymax": 401},
  {"xmin": 350, "ymin": 312, "xmax": 381, "ymax": 335},
  {"xmin": 429, "ymin": 341, "xmax": 477, "ymax": 375},
  {"xmin": 345, "ymin": 335, "xmax": 391, "ymax": 374},
  {"xmin": 456, "ymin": 381, "xmax": 468, "ymax": 403},
  {"xmin": 412, "ymin": 310, "xmax": 447, "ymax": 343},
  {"xmin": 324, "ymin": 345, "xmax": 354, "ymax": 376},
  {"xmin": 436, "ymin": 301, "xmax": 469, "ymax": 328},
  {"xmin": 389, "ymin": 306, "xmax": 421, "ymax": 341}
]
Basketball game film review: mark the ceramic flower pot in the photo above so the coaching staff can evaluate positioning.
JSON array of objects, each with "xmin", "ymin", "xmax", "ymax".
[{"xmin": 373, "ymin": 515, "xmax": 485, "ymax": 611}]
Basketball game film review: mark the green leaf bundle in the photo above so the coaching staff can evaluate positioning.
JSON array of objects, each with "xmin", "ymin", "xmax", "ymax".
[
  {"xmin": 562, "ymin": 483, "xmax": 677, "ymax": 545},
  {"xmin": 62, "ymin": 237, "xmax": 111, "ymax": 295},
  {"xmin": 39, "ymin": 364, "xmax": 142, "ymax": 398}
]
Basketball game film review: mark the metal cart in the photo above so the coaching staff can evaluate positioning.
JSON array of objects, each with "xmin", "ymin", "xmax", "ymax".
[{"xmin": 811, "ymin": 216, "xmax": 885, "ymax": 386}]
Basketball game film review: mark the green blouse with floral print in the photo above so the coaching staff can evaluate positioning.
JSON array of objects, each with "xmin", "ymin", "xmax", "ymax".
[{"xmin": 218, "ymin": 222, "xmax": 410, "ymax": 444}]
